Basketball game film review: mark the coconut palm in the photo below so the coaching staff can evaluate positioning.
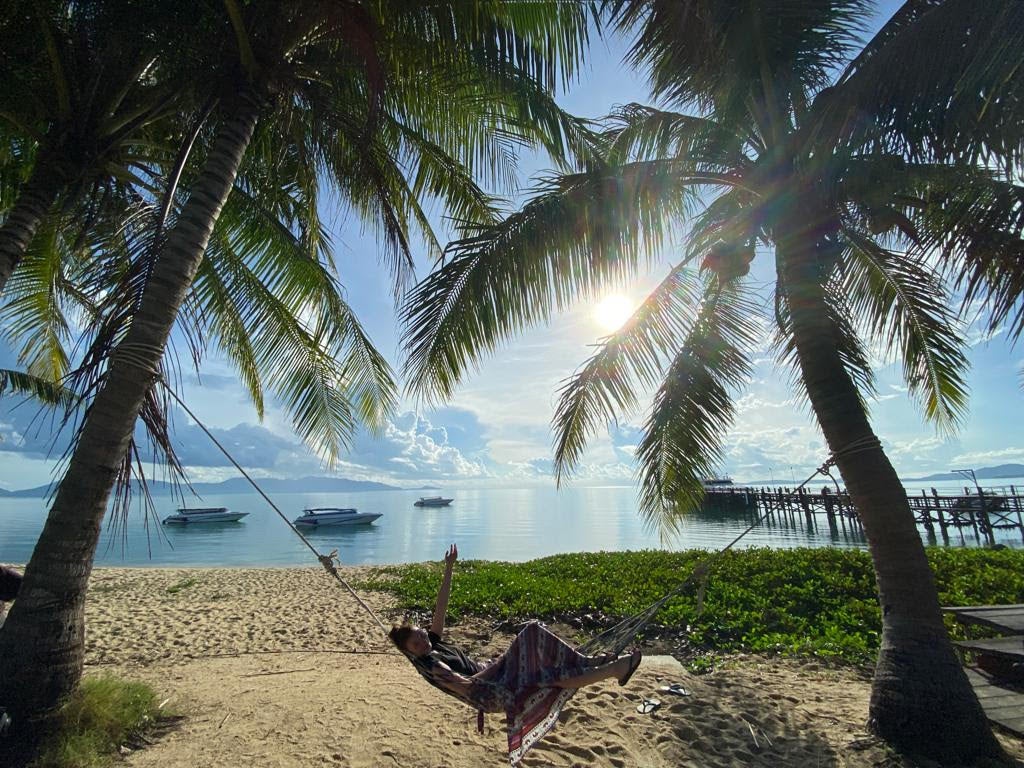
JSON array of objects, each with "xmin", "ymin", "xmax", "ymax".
[
  {"xmin": 401, "ymin": 1, "xmax": 1023, "ymax": 762},
  {"xmin": 0, "ymin": 0, "xmax": 193, "ymax": 297},
  {"xmin": 0, "ymin": 0, "xmax": 591, "ymax": 749}
]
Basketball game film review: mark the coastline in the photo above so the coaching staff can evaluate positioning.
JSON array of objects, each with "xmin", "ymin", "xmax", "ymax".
[{"xmin": 69, "ymin": 566, "xmax": 1024, "ymax": 767}]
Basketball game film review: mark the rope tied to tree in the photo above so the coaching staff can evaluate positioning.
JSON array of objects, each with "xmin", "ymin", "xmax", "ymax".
[
  {"xmin": 579, "ymin": 436, "xmax": 878, "ymax": 655},
  {"xmin": 158, "ymin": 380, "xmax": 392, "ymax": 633},
  {"xmin": 153, "ymin": 374, "xmax": 875, "ymax": 660}
]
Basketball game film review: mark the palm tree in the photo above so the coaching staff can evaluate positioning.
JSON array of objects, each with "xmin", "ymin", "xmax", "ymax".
[
  {"xmin": 0, "ymin": 0, "xmax": 189, "ymax": 296},
  {"xmin": 0, "ymin": 0, "xmax": 591, "ymax": 750},
  {"xmin": 401, "ymin": 1, "xmax": 1023, "ymax": 762}
]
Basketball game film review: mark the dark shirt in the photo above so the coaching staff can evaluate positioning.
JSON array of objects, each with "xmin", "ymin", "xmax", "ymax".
[
  {"xmin": 426, "ymin": 630, "xmax": 482, "ymax": 676},
  {"xmin": 0, "ymin": 565, "xmax": 22, "ymax": 602}
]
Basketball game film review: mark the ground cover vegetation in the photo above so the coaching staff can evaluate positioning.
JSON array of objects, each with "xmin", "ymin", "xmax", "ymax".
[
  {"xmin": 363, "ymin": 547, "xmax": 1024, "ymax": 667},
  {"xmin": 29, "ymin": 674, "xmax": 169, "ymax": 768}
]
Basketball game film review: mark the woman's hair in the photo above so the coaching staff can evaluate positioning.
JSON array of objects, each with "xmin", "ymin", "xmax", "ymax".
[
  {"xmin": 0, "ymin": 565, "xmax": 22, "ymax": 602},
  {"xmin": 389, "ymin": 624, "xmax": 417, "ymax": 655}
]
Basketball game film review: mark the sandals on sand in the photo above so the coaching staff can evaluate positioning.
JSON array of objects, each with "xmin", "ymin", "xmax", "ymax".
[
  {"xmin": 636, "ymin": 698, "xmax": 661, "ymax": 714},
  {"xmin": 618, "ymin": 648, "xmax": 642, "ymax": 686},
  {"xmin": 658, "ymin": 683, "xmax": 690, "ymax": 697}
]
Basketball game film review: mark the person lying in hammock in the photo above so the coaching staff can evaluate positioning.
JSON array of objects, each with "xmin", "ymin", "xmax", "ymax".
[{"xmin": 389, "ymin": 544, "xmax": 642, "ymax": 765}]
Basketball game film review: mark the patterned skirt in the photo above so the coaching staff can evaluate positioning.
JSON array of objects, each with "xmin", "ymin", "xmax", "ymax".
[{"xmin": 467, "ymin": 621, "xmax": 595, "ymax": 765}]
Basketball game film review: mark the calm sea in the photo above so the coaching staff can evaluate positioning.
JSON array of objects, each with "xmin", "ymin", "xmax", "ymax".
[{"xmin": 1, "ymin": 478, "xmax": 1022, "ymax": 567}]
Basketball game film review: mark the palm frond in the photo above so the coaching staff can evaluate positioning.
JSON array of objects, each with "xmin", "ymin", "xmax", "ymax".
[
  {"xmin": 401, "ymin": 160, "xmax": 707, "ymax": 404},
  {"xmin": 910, "ymin": 175, "xmax": 1024, "ymax": 341},
  {"xmin": 197, "ymin": 182, "xmax": 397, "ymax": 460},
  {"xmin": 552, "ymin": 265, "xmax": 702, "ymax": 481},
  {"xmin": 634, "ymin": 280, "xmax": 759, "ymax": 537},
  {"xmin": 0, "ymin": 368, "xmax": 77, "ymax": 407},
  {"xmin": 826, "ymin": 0, "xmax": 1024, "ymax": 167},
  {"xmin": 608, "ymin": 0, "xmax": 872, "ymax": 116},
  {"xmin": 0, "ymin": 216, "xmax": 75, "ymax": 381},
  {"xmin": 841, "ymin": 227, "xmax": 968, "ymax": 431},
  {"xmin": 603, "ymin": 103, "xmax": 757, "ymax": 166}
]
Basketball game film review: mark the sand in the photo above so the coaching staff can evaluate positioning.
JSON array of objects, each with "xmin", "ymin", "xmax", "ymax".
[{"xmin": 77, "ymin": 567, "xmax": 1024, "ymax": 768}]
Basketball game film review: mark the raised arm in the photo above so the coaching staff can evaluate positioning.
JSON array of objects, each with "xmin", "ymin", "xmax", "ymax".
[{"xmin": 429, "ymin": 543, "xmax": 458, "ymax": 636}]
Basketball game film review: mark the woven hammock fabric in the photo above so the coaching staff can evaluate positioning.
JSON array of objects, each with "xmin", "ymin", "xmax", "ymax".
[{"xmin": 409, "ymin": 621, "xmax": 612, "ymax": 765}]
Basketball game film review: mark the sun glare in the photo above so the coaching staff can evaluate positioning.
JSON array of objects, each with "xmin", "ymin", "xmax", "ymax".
[{"xmin": 592, "ymin": 294, "xmax": 635, "ymax": 333}]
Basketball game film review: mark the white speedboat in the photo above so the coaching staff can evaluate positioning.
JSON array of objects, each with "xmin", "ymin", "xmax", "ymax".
[
  {"xmin": 414, "ymin": 496, "xmax": 454, "ymax": 507},
  {"xmin": 292, "ymin": 507, "xmax": 382, "ymax": 526},
  {"xmin": 162, "ymin": 507, "xmax": 249, "ymax": 524}
]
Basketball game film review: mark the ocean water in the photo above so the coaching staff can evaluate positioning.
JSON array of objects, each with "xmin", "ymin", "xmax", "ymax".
[{"xmin": 1, "ymin": 479, "xmax": 1022, "ymax": 567}]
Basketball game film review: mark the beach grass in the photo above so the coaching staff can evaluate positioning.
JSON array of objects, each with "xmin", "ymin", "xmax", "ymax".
[
  {"xmin": 165, "ymin": 577, "xmax": 199, "ymax": 594},
  {"xmin": 360, "ymin": 547, "xmax": 1024, "ymax": 666},
  {"xmin": 31, "ymin": 675, "xmax": 168, "ymax": 768}
]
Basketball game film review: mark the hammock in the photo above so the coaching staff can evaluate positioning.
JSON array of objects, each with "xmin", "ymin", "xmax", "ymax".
[
  {"xmin": 164, "ymin": 383, "xmax": 880, "ymax": 766},
  {"xmin": 405, "ymin": 620, "xmax": 631, "ymax": 765}
]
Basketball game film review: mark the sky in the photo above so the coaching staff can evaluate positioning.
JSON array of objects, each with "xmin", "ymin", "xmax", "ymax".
[{"xmin": 2, "ymin": 2, "xmax": 1023, "ymax": 493}]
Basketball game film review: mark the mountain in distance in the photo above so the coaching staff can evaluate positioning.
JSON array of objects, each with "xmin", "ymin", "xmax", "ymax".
[
  {"xmin": 729, "ymin": 463, "xmax": 1024, "ymax": 487},
  {"xmin": 901, "ymin": 464, "xmax": 1024, "ymax": 483},
  {"xmin": 0, "ymin": 475, "xmax": 403, "ymax": 499}
]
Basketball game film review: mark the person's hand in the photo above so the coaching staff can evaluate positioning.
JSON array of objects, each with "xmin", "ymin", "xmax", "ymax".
[{"xmin": 443, "ymin": 543, "xmax": 458, "ymax": 569}]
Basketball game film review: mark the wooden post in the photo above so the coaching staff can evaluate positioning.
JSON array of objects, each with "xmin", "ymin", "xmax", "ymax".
[
  {"xmin": 799, "ymin": 487, "xmax": 813, "ymax": 526},
  {"xmin": 1011, "ymin": 485, "xmax": 1024, "ymax": 544},
  {"xmin": 977, "ymin": 487, "xmax": 996, "ymax": 546},
  {"xmin": 822, "ymin": 487, "xmax": 834, "ymax": 519},
  {"xmin": 933, "ymin": 488, "xmax": 950, "ymax": 543},
  {"xmin": 822, "ymin": 487, "xmax": 839, "ymax": 536},
  {"xmin": 920, "ymin": 489, "xmax": 935, "ymax": 534},
  {"xmin": 962, "ymin": 486, "xmax": 982, "ymax": 539}
]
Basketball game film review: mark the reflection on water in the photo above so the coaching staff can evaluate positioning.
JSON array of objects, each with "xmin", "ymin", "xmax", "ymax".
[{"xmin": 0, "ymin": 482, "xmax": 1020, "ymax": 567}]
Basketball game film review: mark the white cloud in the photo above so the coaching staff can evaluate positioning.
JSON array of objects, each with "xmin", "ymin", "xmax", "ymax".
[{"xmin": 950, "ymin": 447, "xmax": 1024, "ymax": 466}]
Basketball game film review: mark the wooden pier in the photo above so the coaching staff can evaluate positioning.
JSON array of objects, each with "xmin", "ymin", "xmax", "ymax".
[{"xmin": 701, "ymin": 484, "xmax": 1024, "ymax": 545}]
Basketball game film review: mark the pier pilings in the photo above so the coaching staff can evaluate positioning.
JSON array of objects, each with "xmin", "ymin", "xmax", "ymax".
[{"xmin": 700, "ymin": 484, "xmax": 1024, "ymax": 543}]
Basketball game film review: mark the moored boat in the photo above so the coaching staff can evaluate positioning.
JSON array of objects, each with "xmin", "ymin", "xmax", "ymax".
[
  {"xmin": 162, "ymin": 507, "xmax": 248, "ymax": 524},
  {"xmin": 414, "ymin": 496, "xmax": 454, "ymax": 507},
  {"xmin": 292, "ymin": 507, "xmax": 382, "ymax": 526}
]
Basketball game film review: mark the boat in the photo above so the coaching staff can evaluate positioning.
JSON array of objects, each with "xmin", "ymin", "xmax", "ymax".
[
  {"xmin": 702, "ymin": 477, "xmax": 734, "ymax": 488},
  {"xmin": 292, "ymin": 507, "xmax": 382, "ymax": 526},
  {"xmin": 162, "ymin": 507, "xmax": 248, "ymax": 524},
  {"xmin": 414, "ymin": 496, "xmax": 454, "ymax": 507}
]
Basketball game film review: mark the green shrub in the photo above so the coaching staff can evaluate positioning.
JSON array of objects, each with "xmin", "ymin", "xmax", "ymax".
[
  {"xmin": 166, "ymin": 577, "xmax": 198, "ymax": 594},
  {"xmin": 32, "ymin": 675, "xmax": 166, "ymax": 768},
  {"xmin": 359, "ymin": 547, "xmax": 1024, "ymax": 666}
]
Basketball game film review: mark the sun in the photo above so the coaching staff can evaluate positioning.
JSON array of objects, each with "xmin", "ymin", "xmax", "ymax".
[{"xmin": 592, "ymin": 293, "xmax": 635, "ymax": 332}]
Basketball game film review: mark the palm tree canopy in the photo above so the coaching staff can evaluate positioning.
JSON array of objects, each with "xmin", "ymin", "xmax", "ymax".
[
  {"xmin": 1, "ymin": 0, "xmax": 597, "ymax": 488},
  {"xmin": 401, "ymin": 0, "xmax": 1022, "ymax": 525}
]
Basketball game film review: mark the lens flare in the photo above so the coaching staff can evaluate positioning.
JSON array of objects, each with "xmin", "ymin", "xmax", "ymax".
[{"xmin": 592, "ymin": 294, "xmax": 634, "ymax": 332}]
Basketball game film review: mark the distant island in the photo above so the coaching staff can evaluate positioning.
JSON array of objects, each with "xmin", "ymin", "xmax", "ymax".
[
  {"xmin": 0, "ymin": 475, "xmax": 405, "ymax": 499},
  {"xmin": 900, "ymin": 463, "xmax": 1024, "ymax": 483},
  {"xmin": 732, "ymin": 463, "xmax": 1024, "ymax": 487}
]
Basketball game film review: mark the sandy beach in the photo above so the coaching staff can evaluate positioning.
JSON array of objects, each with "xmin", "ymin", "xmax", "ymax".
[{"xmin": 78, "ymin": 567, "xmax": 1024, "ymax": 767}]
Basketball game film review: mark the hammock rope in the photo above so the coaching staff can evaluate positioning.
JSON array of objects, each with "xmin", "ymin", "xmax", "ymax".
[
  {"xmin": 161, "ymin": 377, "xmax": 878, "ymax": 673},
  {"xmin": 161, "ymin": 382, "xmax": 390, "ymax": 633},
  {"xmin": 578, "ymin": 434, "xmax": 881, "ymax": 658}
]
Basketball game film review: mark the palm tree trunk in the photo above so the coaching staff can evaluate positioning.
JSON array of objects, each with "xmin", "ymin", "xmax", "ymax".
[
  {"xmin": 779, "ymin": 231, "xmax": 1003, "ymax": 763},
  {"xmin": 0, "ymin": 163, "xmax": 63, "ymax": 296},
  {"xmin": 0, "ymin": 90, "xmax": 262, "ymax": 754}
]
